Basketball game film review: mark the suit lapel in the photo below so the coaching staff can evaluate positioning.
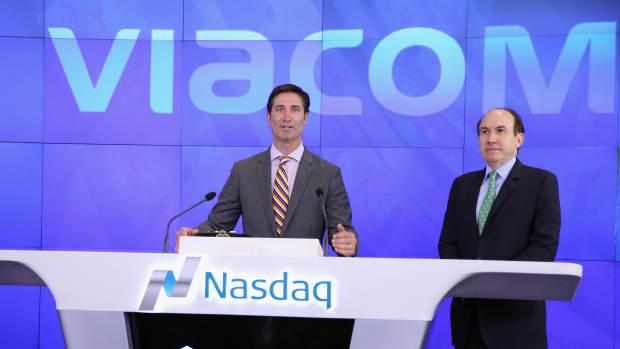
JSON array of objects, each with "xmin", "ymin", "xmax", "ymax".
[
  {"xmin": 257, "ymin": 148, "xmax": 278, "ymax": 237},
  {"xmin": 281, "ymin": 149, "xmax": 314, "ymax": 235},
  {"xmin": 484, "ymin": 159, "xmax": 522, "ymax": 234}
]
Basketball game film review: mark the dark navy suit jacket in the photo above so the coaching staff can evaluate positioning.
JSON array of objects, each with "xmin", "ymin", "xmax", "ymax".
[{"xmin": 439, "ymin": 158, "xmax": 560, "ymax": 349}]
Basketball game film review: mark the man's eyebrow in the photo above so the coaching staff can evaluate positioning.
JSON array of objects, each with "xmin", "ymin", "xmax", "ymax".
[
  {"xmin": 479, "ymin": 125, "xmax": 507, "ymax": 129},
  {"xmin": 274, "ymin": 104, "xmax": 302, "ymax": 108}
]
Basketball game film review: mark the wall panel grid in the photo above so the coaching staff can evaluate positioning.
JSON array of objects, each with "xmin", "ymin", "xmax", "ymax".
[{"xmin": 0, "ymin": 0, "xmax": 618, "ymax": 348}]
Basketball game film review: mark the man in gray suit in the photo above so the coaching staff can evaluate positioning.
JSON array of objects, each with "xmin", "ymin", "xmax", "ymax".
[{"xmin": 177, "ymin": 84, "xmax": 358, "ymax": 256}]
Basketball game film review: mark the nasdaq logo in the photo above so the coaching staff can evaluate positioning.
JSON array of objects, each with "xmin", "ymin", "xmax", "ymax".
[
  {"xmin": 205, "ymin": 271, "xmax": 333, "ymax": 309},
  {"xmin": 139, "ymin": 256, "xmax": 201, "ymax": 311},
  {"xmin": 48, "ymin": 22, "xmax": 616, "ymax": 116},
  {"xmin": 139, "ymin": 257, "xmax": 334, "ymax": 311}
]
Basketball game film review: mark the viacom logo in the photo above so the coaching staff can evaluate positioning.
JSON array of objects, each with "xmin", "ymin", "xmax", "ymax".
[
  {"xmin": 48, "ymin": 21, "xmax": 616, "ymax": 116},
  {"xmin": 139, "ymin": 257, "xmax": 334, "ymax": 311}
]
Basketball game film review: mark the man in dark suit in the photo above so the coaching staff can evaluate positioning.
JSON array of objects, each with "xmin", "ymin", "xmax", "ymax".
[
  {"xmin": 177, "ymin": 83, "xmax": 358, "ymax": 256},
  {"xmin": 438, "ymin": 108, "xmax": 560, "ymax": 349}
]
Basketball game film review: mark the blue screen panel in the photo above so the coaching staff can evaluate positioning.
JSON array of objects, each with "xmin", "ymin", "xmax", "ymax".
[
  {"xmin": 0, "ymin": 286, "xmax": 40, "ymax": 349},
  {"xmin": 39, "ymin": 286, "xmax": 65, "ymax": 349},
  {"xmin": 465, "ymin": 33, "xmax": 617, "ymax": 147},
  {"xmin": 468, "ymin": 0, "xmax": 620, "ymax": 37},
  {"xmin": 548, "ymin": 260, "xmax": 613, "ymax": 348},
  {"xmin": 182, "ymin": 39, "xmax": 320, "ymax": 147},
  {"xmin": 44, "ymin": 38, "xmax": 182, "ymax": 145},
  {"xmin": 321, "ymin": 38, "xmax": 465, "ymax": 147},
  {"xmin": 183, "ymin": 0, "xmax": 322, "ymax": 41},
  {"xmin": 321, "ymin": 147, "xmax": 463, "ymax": 258},
  {"xmin": 616, "ymin": 262, "xmax": 620, "ymax": 348},
  {"xmin": 179, "ymin": 146, "xmax": 266, "ymax": 241},
  {"xmin": 617, "ymin": 149, "xmax": 620, "ymax": 261},
  {"xmin": 45, "ymin": 0, "xmax": 183, "ymax": 40},
  {"xmin": 324, "ymin": 0, "xmax": 467, "ymax": 40},
  {"xmin": 41, "ymin": 144, "xmax": 180, "ymax": 251},
  {"xmin": 0, "ymin": 143, "xmax": 42, "ymax": 249},
  {"xmin": 0, "ymin": 0, "xmax": 43, "ymax": 38},
  {"xmin": 0, "ymin": 37, "xmax": 43, "ymax": 142},
  {"xmin": 424, "ymin": 298, "xmax": 452, "ymax": 349},
  {"xmin": 464, "ymin": 147, "xmax": 616, "ymax": 261}
]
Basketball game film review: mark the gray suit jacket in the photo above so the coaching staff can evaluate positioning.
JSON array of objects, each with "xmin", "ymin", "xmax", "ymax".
[{"xmin": 197, "ymin": 148, "xmax": 356, "ymax": 248}]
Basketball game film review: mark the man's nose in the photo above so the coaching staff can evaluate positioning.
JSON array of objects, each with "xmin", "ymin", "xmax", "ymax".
[{"xmin": 282, "ymin": 109, "xmax": 292, "ymax": 120}]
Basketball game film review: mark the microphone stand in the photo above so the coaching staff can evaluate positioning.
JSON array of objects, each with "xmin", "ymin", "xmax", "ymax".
[
  {"xmin": 316, "ymin": 188, "xmax": 329, "ymax": 257},
  {"xmin": 163, "ymin": 192, "xmax": 216, "ymax": 253}
]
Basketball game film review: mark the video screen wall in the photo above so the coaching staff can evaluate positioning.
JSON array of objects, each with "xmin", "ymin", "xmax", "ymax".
[{"xmin": 0, "ymin": 0, "xmax": 618, "ymax": 347}]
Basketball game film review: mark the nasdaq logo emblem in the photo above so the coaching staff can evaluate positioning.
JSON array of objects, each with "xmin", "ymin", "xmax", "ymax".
[
  {"xmin": 139, "ymin": 256, "xmax": 200, "ymax": 311},
  {"xmin": 139, "ymin": 257, "xmax": 335, "ymax": 311}
]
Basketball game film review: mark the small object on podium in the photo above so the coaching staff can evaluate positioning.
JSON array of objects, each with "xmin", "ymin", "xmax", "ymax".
[
  {"xmin": 216, "ymin": 230, "xmax": 230, "ymax": 237},
  {"xmin": 194, "ymin": 230, "xmax": 248, "ymax": 237}
]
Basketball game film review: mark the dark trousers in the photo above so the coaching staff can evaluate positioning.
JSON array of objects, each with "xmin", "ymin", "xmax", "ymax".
[{"xmin": 456, "ymin": 308, "xmax": 488, "ymax": 349}]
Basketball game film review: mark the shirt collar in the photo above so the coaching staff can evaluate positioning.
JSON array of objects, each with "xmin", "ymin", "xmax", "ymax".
[
  {"xmin": 270, "ymin": 143, "xmax": 304, "ymax": 162},
  {"xmin": 485, "ymin": 156, "xmax": 516, "ymax": 180}
]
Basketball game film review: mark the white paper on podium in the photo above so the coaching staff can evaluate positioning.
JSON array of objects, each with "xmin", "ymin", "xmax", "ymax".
[{"xmin": 178, "ymin": 236, "xmax": 323, "ymax": 257}]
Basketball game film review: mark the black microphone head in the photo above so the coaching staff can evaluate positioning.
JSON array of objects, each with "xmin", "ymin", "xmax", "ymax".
[
  {"xmin": 315, "ymin": 188, "xmax": 324, "ymax": 197},
  {"xmin": 205, "ymin": 192, "xmax": 217, "ymax": 201}
]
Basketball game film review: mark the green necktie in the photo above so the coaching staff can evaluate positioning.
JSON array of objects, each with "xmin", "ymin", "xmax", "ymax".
[{"xmin": 478, "ymin": 171, "xmax": 497, "ymax": 236}]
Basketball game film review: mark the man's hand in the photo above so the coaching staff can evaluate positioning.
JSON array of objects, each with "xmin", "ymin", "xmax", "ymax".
[
  {"xmin": 175, "ymin": 227, "xmax": 198, "ymax": 252},
  {"xmin": 331, "ymin": 224, "xmax": 358, "ymax": 257}
]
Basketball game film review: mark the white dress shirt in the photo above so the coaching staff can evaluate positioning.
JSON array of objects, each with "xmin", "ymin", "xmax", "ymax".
[{"xmin": 270, "ymin": 143, "xmax": 304, "ymax": 194}]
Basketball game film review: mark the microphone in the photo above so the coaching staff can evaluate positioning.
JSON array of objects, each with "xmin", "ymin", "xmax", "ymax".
[
  {"xmin": 163, "ymin": 192, "xmax": 217, "ymax": 253},
  {"xmin": 315, "ymin": 188, "xmax": 329, "ymax": 257}
]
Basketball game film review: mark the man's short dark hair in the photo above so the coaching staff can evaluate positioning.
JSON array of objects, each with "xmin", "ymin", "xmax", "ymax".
[
  {"xmin": 267, "ymin": 84, "xmax": 310, "ymax": 114},
  {"xmin": 477, "ymin": 108, "xmax": 525, "ymax": 136}
]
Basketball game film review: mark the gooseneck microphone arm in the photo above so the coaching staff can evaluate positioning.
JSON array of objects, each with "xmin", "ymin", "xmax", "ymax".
[
  {"xmin": 163, "ymin": 192, "xmax": 216, "ymax": 253},
  {"xmin": 316, "ymin": 188, "xmax": 329, "ymax": 257}
]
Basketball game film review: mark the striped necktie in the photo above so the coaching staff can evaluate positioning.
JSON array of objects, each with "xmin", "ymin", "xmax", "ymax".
[
  {"xmin": 273, "ymin": 156, "xmax": 293, "ymax": 236},
  {"xmin": 478, "ymin": 171, "xmax": 497, "ymax": 236}
]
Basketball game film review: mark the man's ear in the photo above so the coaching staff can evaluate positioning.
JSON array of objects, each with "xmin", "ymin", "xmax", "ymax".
[
  {"xmin": 304, "ymin": 112, "xmax": 308, "ymax": 124},
  {"xmin": 516, "ymin": 133, "xmax": 524, "ymax": 148}
]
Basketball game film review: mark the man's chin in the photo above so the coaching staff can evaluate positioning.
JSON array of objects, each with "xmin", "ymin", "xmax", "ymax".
[
  {"xmin": 275, "ymin": 135, "xmax": 301, "ymax": 144},
  {"xmin": 483, "ymin": 158, "xmax": 501, "ymax": 167}
]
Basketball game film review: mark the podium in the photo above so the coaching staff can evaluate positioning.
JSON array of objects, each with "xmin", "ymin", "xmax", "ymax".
[{"xmin": 0, "ymin": 238, "xmax": 581, "ymax": 348}]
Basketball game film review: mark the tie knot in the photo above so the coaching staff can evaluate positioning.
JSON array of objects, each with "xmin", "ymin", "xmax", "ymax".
[
  {"xmin": 279, "ymin": 156, "xmax": 293, "ymax": 165},
  {"xmin": 489, "ymin": 171, "xmax": 497, "ymax": 181}
]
